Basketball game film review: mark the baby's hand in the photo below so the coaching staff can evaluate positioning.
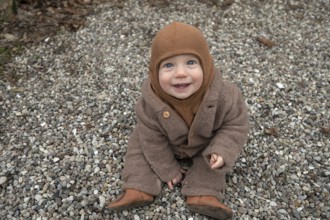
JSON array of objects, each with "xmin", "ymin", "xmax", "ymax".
[
  {"xmin": 167, "ymin": 169, "xmax": 186, "ymax": 189},
  {"xmin": 210, "ymin": 153, "xmax": 224, "ymax": 169}
]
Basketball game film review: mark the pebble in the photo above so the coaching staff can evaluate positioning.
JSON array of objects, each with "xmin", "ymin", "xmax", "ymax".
[
  {"xmin": 35, "ymin": 194, "xmax": 43, "ymax": 202},
  {"xmin": 122, "ymin": 210, "xmax": 129, "ymax": 216},
  {"xmin": 277, "ymin": 165, "xmax": 286, "ymax": 174},
  {"xmin": 99, "ymin": 196, "xmax": 106, "ymax": 208},
  {"xmin": 0, "ymin": 176, "xmax": 7, "ymax": 185},
  {"xmin": 270, "ymin": 201, "xmax": 277, "ymax": 207},
  {"xmin": 1, "ymin": 0, "xmax": 329, "ymax": 219},
  {"xmin": 276, "ymin": 82, "xmax": 285, "ymax": 89}
]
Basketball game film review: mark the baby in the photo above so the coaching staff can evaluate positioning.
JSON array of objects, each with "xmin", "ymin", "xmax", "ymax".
[{"xmin": 107, "ymin": 21, "xmax": 249, "ymax": 220}]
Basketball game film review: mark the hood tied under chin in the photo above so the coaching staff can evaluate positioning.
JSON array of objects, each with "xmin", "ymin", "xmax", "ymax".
[{"xmin": 148, "ymin": 21, "xmax": 215, "ymax": 127}]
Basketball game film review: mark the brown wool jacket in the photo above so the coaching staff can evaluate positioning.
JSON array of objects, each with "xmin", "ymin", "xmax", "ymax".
[{"xmin": 132, "ymin": 69, "xmax": 249, "ymax": 183}]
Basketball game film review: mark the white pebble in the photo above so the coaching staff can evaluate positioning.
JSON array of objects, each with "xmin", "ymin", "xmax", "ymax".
[
  {"xmin": 35, "ymin": 194, "xmax": 43, "ymax": 202},
  {"xmin": 99, "ymin": 196, "xmax": 106, "ymax": 207},
  {"xmin": 276, "ymin": 82, "xmax": 285, "ymax": 89},
  {"xmin": 0, "ymin": 176, "xmax": 7, "ymax": 185},
  {"xmin": 94, "ymin": 167, "xmax": 100, "ymax": 173},
  {"xmin": 270, "ymin": 201, "xmax": 277, "ymax": 207}
]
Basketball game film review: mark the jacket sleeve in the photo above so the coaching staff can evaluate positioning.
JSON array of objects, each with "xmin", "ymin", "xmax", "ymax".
[
  {"xmin": 202, "ymin": 84, "xmax": 249, "ymax": 171},
  {"xmin": 135, "ymin": 104, "xmax": 182, "ymax": 183}
]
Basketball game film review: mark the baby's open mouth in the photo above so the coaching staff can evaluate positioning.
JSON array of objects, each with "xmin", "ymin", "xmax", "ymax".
[{"xmin": 173, "ymin": 83, "xmax": 190, "ymax": 88}]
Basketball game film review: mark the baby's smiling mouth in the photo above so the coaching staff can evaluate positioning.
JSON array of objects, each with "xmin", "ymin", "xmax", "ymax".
[{"xmin": 173, "ymin": 83, "xmax": 190, "ymax": 88}]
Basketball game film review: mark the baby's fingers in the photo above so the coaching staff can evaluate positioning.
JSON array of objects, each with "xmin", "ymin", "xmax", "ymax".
[
  {"xmin": 211, "ymin": 155, "xmax": 224, "ymax": 169},
  {"xmin": 210, "ymin": 153, "xmax": 217, "ymax": 165},
  {"xmin": 173, "ymin": 174, "xmax": 182, "ymax": 184},
  {"xmin": 167, "ymin": 181, "xmax": 173, "ymax": 189}
]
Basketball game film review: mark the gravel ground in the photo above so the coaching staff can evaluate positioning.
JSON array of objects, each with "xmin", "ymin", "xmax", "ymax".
[{"xmin": 1, "ymin": 0, "xmax": 329, "ymax": 219}]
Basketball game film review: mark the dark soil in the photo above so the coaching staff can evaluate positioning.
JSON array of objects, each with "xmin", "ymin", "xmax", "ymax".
[{"xmin": 0, "ymin": 0, "xmax": 108, "ymax": 79}]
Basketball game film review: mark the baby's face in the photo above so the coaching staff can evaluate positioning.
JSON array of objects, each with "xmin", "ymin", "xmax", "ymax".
[{"xmin": 158, "ymin": 54, "xmax": 203, "ymax": 99}]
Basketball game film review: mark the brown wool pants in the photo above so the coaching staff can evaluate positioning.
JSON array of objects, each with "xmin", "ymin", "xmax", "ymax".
[{"xmin": 121, "ymin": 135, "xmax": 227, "ymax": 201}]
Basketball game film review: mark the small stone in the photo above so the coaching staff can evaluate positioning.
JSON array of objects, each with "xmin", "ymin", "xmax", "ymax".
[
  {"xmin": 85, "ymin": 165, "xmax": 92, "ymax": 172},
  {"xmin": 21, "ymin": 170, "xmax": 28, "ymax": 175},
  {"xmin": 122, "ymin": 210, "xmax": 129, "ymax": 216},
  {"xmin": 94, "ymin": 167, "xmax": 100, "ymax": 173},
  {"xmin": 99, "ymin": 196, "xmax": 105, "ymax": 207},
  {"xmin": 238, "ymin": 207, "xmax": 247, "ymax": 214},
  {"xmin": 279, "ymin": 209, "xmax": 287, "ymax": 214},
  {"xmin": 22, "ymin": 109, "xmax": 29, "ymax": 115},
  {"xmin": 290, "ymin": 174, "xmax": 299, "ymax": 180},
  {"xmin": 276, "ymin": 82, "xmax": 285, "ymax": 89},
  {"xmin": 0, "ymin": 176, "xmax": 7, "ymax": 185},
  {"xmin": 15, "ymin": 111, "xmax": 23, "ymax": 116},
  {"xmin": 35, "ymin": 194, "xmax": 43, "ymax": 202},
  {"xmin": 292, "ymin": 209, "xmax": 301, "ymax": 220},
  {"xmin": 302, "ymin": 186, "xmax": 310, "ymax": 192},
  {"xmin": 270, "ymin": 201, "xmax": 277, "ymax": 207},
  {"xmin": 278, "ymin": 165, "xmax": 286, "ymax": 174},
  {"xmin": 232, "ymin": 176, "xmax": 238, "ymax": 184},
  {"xmin": 55, "ymin": 197, "xmax": 62, "ymax": 206},
  {"xmin": 81, "ymin": 199, "xmax": 88, "ymax": 207},
  {"xmin": 92, "ymin": 135, "xmax": 98, "ymax": 147}
]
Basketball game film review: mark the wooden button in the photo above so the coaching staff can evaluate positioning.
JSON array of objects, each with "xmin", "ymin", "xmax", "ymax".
[{"xmin": 162, "ymin": 111, "xmax": 170, "ymax": 118}]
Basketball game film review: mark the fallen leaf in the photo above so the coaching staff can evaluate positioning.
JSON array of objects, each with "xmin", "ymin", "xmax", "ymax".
[
  {"xmin": 3, "ymin": 33, "xmax": 18, "ymax": 42},
  {"xmin": 79, "ymin": 0, "xmax": 92, "ymax": 5},
  {"xmin": 257, "ymin": 36, "xmax": 275, "ymax": 48},
  {"xmin": 85, "ymin": 123, "xmax": 94, "ymax": 129},
  {"xmin": 288, "ymin": 3, "xmax": 304, "ymax": 10},
  {"xmin": 258, "ymin": 97, "xmax": 265, "ymax": 103},
  {"xmin": 63, "ymin": 7, "xmax": 77, "ymax": 14},
  {"xmin": 320, "ymin": 127, "xmax": 330, "ymax": 135},
  {"xmin": 298, "ymin": 80, "xmax": 308, "ymax": 88},
  {"xmin": 222, "ymin": 0, "xmax": 235, "ymax": 8},
  {"xmin": 264, "ymin": 127, "xmax": 279, "ymax": 137}
]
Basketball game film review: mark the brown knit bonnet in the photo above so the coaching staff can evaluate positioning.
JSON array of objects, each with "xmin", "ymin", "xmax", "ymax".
[{"xmin": 149, "ymin": 22, "xmax": 214, "ymax": 127}]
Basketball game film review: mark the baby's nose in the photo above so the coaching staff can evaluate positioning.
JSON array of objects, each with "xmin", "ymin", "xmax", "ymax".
[{"xmin": 175, "ymin": 66, "xmax": 187, "ymax": 77}]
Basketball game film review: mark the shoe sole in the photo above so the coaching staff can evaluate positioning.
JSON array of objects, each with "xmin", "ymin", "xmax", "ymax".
[
  {"xmin": 187, "ymin": 204, "xmax": 233, "ymax": 220},
  {"xmin": 108, "ymin": 200, "xmax": 153, "ymax": 212}
]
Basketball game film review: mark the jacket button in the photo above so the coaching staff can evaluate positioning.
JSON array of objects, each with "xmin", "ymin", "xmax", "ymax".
[{"xmin": 163, "ymin": 111, "xmax": 170, "ymax": 118}]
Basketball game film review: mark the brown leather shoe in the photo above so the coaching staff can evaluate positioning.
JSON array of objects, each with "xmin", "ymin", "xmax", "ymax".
[
  {"xmin": 186, "ymin": 196, "xmax": 233, "ymax": 220},
  {"xmin": 107, "ymin": 189, "xmax": 154, "ymax": 211}
]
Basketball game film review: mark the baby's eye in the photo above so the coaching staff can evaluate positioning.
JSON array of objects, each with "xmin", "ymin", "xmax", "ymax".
[
  {"xmin": 187, "ymin": 60, "xmax": 197, "ymax": 65},
  {"xmin": 164, "ymin": 63, "xmax": 174, "ymax": 68}
]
